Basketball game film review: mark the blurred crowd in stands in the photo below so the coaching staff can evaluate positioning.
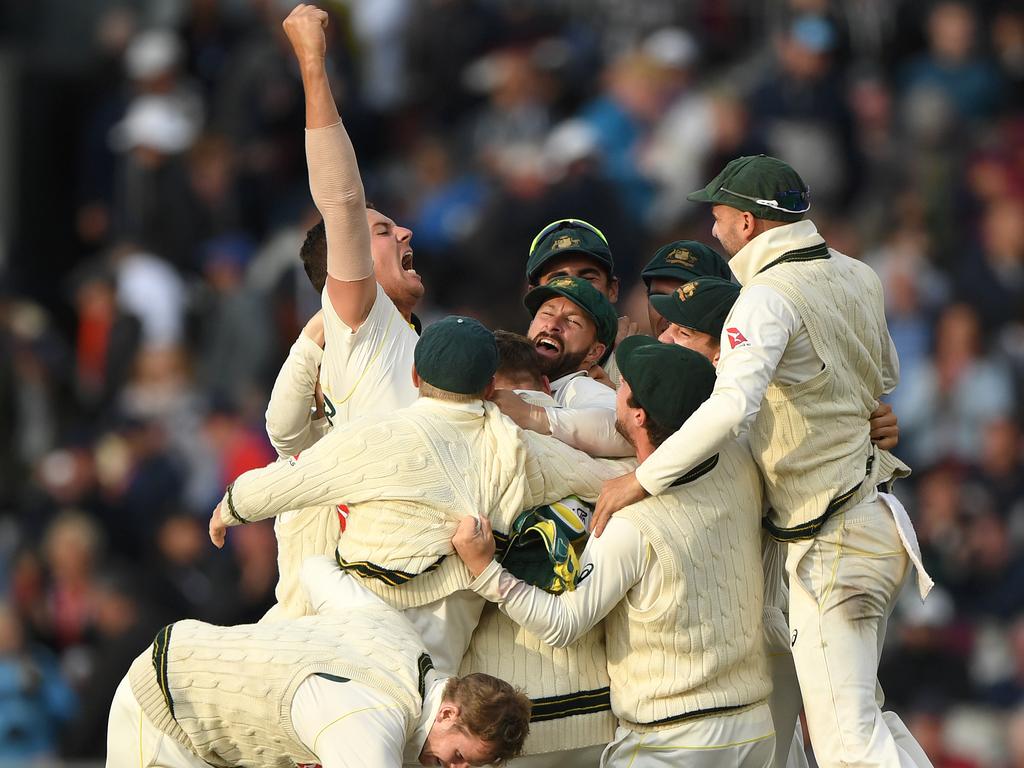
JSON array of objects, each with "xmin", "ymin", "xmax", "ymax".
[{"xmin": 0, "ymin": 0, "xmax": 1022, "ymax": 763}]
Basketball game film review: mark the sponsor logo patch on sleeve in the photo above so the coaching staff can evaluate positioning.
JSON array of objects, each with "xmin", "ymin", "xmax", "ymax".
[{"xmin": 726, "ymin": 327, "xmax": 750, "ymax": 349}]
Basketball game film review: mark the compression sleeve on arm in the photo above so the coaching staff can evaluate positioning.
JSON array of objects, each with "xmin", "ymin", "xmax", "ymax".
[{"xmin": 305, "ymin": 122, "xmax": 373, "ymax": 282}]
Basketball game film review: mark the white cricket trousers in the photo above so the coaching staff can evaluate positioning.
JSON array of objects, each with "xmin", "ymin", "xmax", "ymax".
[
  {"xmin": 600, "ymin": 702, "xmax": 775, "ymax": 767},
  {"xmin": 106, "ymin": 676, "xmax": 206, "ymax": 768},
  {"xmin": 506, "ymin": 745, "xmax": 606, "ymax": 767},
  {"xmin": 786, "ymin": 497, "xmax": 933, "ymax": 768},
  {"xmin": 764, "ymin": 603, "xmax": 810, "ymax": 768}
]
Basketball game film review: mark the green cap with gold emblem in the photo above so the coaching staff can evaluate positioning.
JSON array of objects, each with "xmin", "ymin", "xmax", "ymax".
[
  {"xmin": 526, "ymin": 219, "xmax": 614, "ymax": 284},
  {"xmin": 524, "ymin": 275, "xmax": 617, "ymax": 349},
  {"xmin": 650, "ymin": 277, "xmax": 739, "ymax": 339},
  {"xmin": 641, "ymin": 240, "xmax": 732, "ymax": 288},
  {"xmin": 414, "ymin": 316, "xmax": 498, "ymax": 394},
  {"xmin": 687, "ymin": 154, "xmax": 810, "ymax": 222},
  {"xmin": 615, "ymin": 335, "xmax": 716, "ymax": 431}
]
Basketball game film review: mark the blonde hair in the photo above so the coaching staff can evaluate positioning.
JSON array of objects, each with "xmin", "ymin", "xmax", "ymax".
[{"xmin": 418, "ymin": 381, "xmax": 485, "ymax": 403}]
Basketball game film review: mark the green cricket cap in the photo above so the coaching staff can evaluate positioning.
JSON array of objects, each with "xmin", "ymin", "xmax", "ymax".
[
  {"xmin": 414, "ymin": 316, "xmax": 498, "ymax": 394},
  {"xmin": 687, "ymin": 154, "xmax": 810, "ymax": 222},
  {"xmin": 641, "ymin": 240, "xmax": 732, "ymax": 288},
  {"xmin": 524, "ymin": 275, "xmax": 617, "ymax": 349},
  {"xmin": 615, "ymin": 336, "xmax": 716, "ymax": 432},
  {"xmin": 650, "ymin": 277, "xmax": 739, "ymax": 339},
  {"xmin": 526, "ymin": 219, "xmax": 614, "ymax": 283}
]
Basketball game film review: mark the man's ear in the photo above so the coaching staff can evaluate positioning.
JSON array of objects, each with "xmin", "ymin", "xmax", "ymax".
[
  {"xmin": 583, "ymin": 341, "xmax": 607, "ymax": 368},
  {"xmin": 482, "ymin": 377, "xmax": 496, "ymax": 400},
  {"xmin": 412, "ymin": 365, "xmax": 420, "ymax": 388},
  {"xmin": 541, "ymin": 375, "xmax": 551, "ymax": 396},
  {"xmin": 607, "ymin": 276, "xmax": 620, "ymax": 304},
  {"xmin": 711, "ymin": 348, "xmax": 721, "ymax": 368},
  {"xmin": 436, "ymin": 701, "xmax": 461, "ymax": 723}
]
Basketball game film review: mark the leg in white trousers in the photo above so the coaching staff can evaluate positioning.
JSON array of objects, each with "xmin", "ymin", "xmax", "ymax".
[
  {"xmin": 787, "ymin": 500, "xmax": 933, "ymax": 768},
  {"xmin": 105, "ymin": 675, "xmax": 206, "ymax": 768},
  {"xmin": 600, "ymin": 703, "xmax": 775, "ymax": 767},
  {"xmin": 505, "ymin": 745, "xmax": 606, "ymax": 768}
]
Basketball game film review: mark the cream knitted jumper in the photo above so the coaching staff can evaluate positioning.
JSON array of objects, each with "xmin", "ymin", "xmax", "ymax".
[
  {"xmin": 128, "ymin": 608, "xmax": 431, "ymax": 768},
  {"xmin": 460, "ymin": 604, "xmax": 614, "ymax": 755},
  {"xmin": 221, "ymin": 397, "xmax": 634, "ymax": 609},
  {"xmin": 744, "ymin": 246, "xmax": 909, "ymax": 537},
  {"xmin": 609, "ymin": 438, "xmax": 770, "ymax": 730}
]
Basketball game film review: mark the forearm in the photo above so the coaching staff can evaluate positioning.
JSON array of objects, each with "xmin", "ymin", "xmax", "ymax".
[
  {"xmin": 219, "ymin": 433, "xmax": 356, "ymax": 526},
  {"xmin": 306, "ymin": 124, "xmax": 372, "ymax": 282},
  {"xmin": 470, "ymin": 518, "xmax": 644, "ymax": 646},
  {"xmin": 266, "ymin": 334, "xmax": 324, "ymax": 458},
  {"xmin": 546, "ymin": 406, "xmax": 634, "ymax": 458}
]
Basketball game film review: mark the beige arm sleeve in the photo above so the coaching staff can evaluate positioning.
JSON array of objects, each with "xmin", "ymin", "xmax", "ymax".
[{"xmin": 306, "ymin": 122, "xmax": 373, "ymax": 282}]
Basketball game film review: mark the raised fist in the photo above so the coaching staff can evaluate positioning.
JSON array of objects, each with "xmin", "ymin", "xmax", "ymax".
[{"xmin": 282, "ymin": 4, "xmax": 328, "ymax": 63}]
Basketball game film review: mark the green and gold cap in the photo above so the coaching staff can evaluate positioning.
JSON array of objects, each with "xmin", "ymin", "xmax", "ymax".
[
  {"xmin": 524, "ymin": 275, "xmax": 617, "ymax": 349},
  {"xmin": 687, "ymin": 154, "xmax": 810, "ymax": 222},
  {"xmin": 615, "ymin": 335, "xmax": 716, "ymax": 432},
  {"xmin": 649, "ymin": 277, "xmax": 739, "ymax": 339},
  {"xmin": 526, "ymin": 219, "xmax": 614, "ymax": 283},
  {"xmin": 414, "ymin": 316, "xmax": 498, "ymax": 394},
  {"xmin": 641, "ymin": 240, "xmax": 732, "ymax": 288}
]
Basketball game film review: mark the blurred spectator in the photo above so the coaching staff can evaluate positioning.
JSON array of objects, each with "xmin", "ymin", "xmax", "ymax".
[
  {"xmin": 901, "ymin": 2, "xmax": 1003, "ymax": 122},
  {"xmin": 986, "ymin": 618, "xmax": 1024, "ymax": 709},
  {"xmin": 748, "ymin": 14, "xmax": 860, "ymax": 210},
  {"xmin": 69, "ymin": 262, "xmax": 141, "ymax": 419},
  {"xmin": 960, "ymin": 197, "xmax": 1024, "ymax": 332},
  {"xmin": 906, "ymin": 702, "xmax": 980, "ymax": 768},
  {"xmin": 898, "ymin": 304, "xmax": 1015, "ymax": 466},
  {"xmin": 193, "ymin": 234, "xmax": 272, "ymax": 403},
  {"xmin": 38, "ymin": 511, "xmax": 102, "ymax": 653},
  {"xmin": 60, "ymin": 567, "xmax": 164, "ymax": 758},
  {"xmin": 1009, "ymin": 706, "xmax": 1024, "ymax": 768},
  {"xmin": 0, "ymin": 602, "xmax": 76, "ymax": 760},
  {"xmin": 111, "ymin": 245, "xmax": 187, "ymax": 349}
]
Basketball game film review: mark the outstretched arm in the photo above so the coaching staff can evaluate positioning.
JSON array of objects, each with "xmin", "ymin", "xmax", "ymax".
[
  {"xmin": 285, "ymin": 4, "xmax": 376, "ymax": 330},
  {"xmin": 452, "ymin": 515, "xmax": 646, "ymax": 647}
]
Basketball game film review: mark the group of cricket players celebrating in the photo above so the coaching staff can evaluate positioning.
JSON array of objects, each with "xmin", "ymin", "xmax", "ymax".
[{"xmin": 103, "ymin": 5, "xmax": 937, "ymax": 768}]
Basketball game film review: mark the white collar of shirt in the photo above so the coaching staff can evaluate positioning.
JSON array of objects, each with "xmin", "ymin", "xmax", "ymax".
[
  {"xmin": 549, "ymin": 370, "xmax": 589, "ymax": 398},
  {"xmin": 404, "ymin": 674, "xmax": 447, "ymax": 764},
  {"xmin": 728, "ymin": 219, "xmax": 824, "ymax": 285},
  {"xmin": 410, "ymin": 396, "xmax": 485, "ymax": 419}
]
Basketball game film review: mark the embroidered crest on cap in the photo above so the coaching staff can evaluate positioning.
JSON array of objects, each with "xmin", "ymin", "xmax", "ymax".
[
  {"xmin": 676, "ymin": 281, "xmax": 698, "ymax": 301},
  {"xmin": 665, "ymin": 247, "xmax": 698, "ymax": 267},
  {"xmin": 552, "ymin": 235, "xmax": 580, "ymax": 251},
  {"xmin": 549, "ymin": 276, "xmax": 576, "ymax": 289}
]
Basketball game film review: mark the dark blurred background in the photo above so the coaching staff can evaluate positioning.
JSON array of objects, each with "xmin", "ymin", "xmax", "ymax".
[{"xmin": 0, "ymin": 0, "xmax": 1021, "ymax": 764}]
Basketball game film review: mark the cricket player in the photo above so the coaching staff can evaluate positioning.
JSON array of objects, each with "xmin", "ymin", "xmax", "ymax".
[
  {"xmin": 525, "ymin": 219, "xmax": 637, "ymax": 384},
  {"xmin": 105, "ymin": 556, "xmax": 531, "ymax": 768},
  {"xmin": 595, "ymin": 155, "xmax": 933, "ymax": 768},
  {"xmin": 493, "ymin": 276, "xmax": 632, "ymax": 458},
  {"xmin": 258, "ymin": 4, "xmax": 425, "ymax": 618},
  {"xmin": 653, "ymin": 277, "xmax": 804, "ymax": 768},
  {"xmin": 640, "ymin": 239, "xmax": 733, "ymax": 338},
  {"xmin": 210, "ymin": 316, "xmax": 633, "ymax": 675},
  {"xmin": 461, "ymin": 331, "xmax": 614, "ymax": 767},
  {"xmin": 454, "ymin": 337, "xmax": 775, "ymax": 767}
]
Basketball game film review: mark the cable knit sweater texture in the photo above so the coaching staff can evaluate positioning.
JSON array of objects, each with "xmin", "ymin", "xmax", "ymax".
[{"xmin": 223, "ymin": 397, "xmax": 634, "ymax": 607}]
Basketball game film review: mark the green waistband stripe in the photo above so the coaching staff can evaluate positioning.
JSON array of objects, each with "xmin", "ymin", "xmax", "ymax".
[
  {"xmin": 334, "ymin": 550, "xmax": 447, "ymax": 586},
  {"xmin": 528, "ymin": 687, "xmax": 611, "ymax": 723},
  {"xmin": 763, "ymin": 455, "xmax": 875, "ymax": 542},
  {"xmin": 151, "ymin": 623, "xmax": 176, "ymax": 720},
  {"xmin": 640, "ymin": 701, "xmax": 748, "ymax": 728}
]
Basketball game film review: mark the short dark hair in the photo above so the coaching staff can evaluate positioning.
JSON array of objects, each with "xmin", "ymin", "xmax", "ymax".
[
  {"xmin": 494, "ymin": 330, "xmax": 544, "ymax": 390},
  {"xmin": 627, "ymin": 392, "xmax": 674, "ymax": 448},
  {"xmin": 443, "ymin": 673, "xmax": 531, "ymax": 765},
  {"xmin": 299, "ymin": 220, "xmax": 327, "ymax": 294}
]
